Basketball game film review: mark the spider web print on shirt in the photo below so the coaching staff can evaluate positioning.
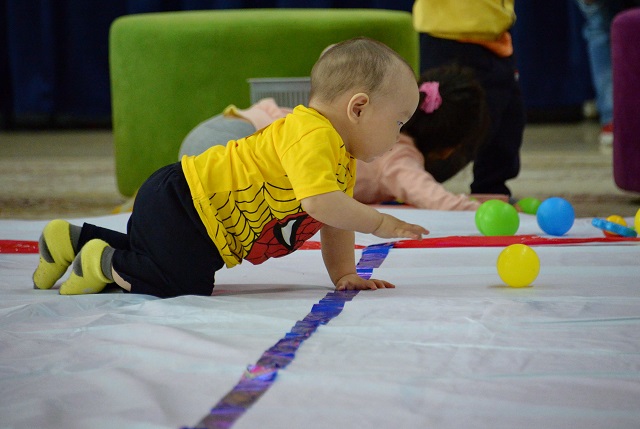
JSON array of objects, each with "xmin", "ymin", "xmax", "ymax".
[
  {"xmin": 207, "ymin": 151, "xmax": 354, "ymax": 266},
  {"xmin": 210, "ymin": 182, "xmax": 322, "ymax": 265}
]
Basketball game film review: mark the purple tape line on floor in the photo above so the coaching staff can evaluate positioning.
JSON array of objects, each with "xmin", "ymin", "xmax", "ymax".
[{"xmin": 183, "ymin": 243, "xmax": 394, "ymax": 429}]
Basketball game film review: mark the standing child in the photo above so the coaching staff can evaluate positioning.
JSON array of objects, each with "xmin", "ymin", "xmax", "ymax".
[
  {"xmin": 413, "ymin": 0, "xmax": 525, "ymax": 198},
  {"xmin": 33, "ymin": 37, "xmax": 428, "ymax": 298},
  {"xmin": 573, "ymin": 0, "xmax": 639, "ymax": 147}
]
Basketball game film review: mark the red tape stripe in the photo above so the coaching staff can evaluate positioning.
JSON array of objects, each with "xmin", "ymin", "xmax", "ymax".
[
  {"xmin": 2, "ymin": 235, "xmax": 638, "ymax": 255},
  {"xmin": 0, "ymin": 240, "xmax": 38, "ymax": 254},
  {"xmin": 393, "ymin": 234, "xmax": 640, "ymax": 248}
]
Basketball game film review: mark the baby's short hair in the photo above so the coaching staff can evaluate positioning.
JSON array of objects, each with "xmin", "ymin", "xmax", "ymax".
[{"xmin": 309, "ymin": 37, "xmax": 413, "ymax": 103}]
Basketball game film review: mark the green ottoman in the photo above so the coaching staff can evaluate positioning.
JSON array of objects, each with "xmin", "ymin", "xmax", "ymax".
[{"xmin": 109, "ymin": 8, "xmax": 419, "ymax": 196}]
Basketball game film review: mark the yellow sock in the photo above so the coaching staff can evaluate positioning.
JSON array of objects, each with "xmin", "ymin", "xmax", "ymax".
[
  {"xmin": 60, "ymin": 239, "xmax": 114, "ymax": 295},
  {"xmin": 33, "ymin": 220, "xmax": 76, "ymax": 290}
]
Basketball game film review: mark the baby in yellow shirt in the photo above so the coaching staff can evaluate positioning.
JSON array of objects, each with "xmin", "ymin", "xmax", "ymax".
[{"xmin": 33, "ymin": 37, "xmax": 428, "ymax": 298}]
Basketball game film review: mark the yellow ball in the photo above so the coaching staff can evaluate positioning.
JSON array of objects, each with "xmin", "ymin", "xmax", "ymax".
[
  {"xmin": 603, "ymin": 215, "xmax": 627, "ymax": 237},
  {"xmin": 635, "ymin": 208, "xmax": 640, "ymax": 233},
  {"xmin": 496, "ymin": 244, "xmax": 540, "ymax": 288}
]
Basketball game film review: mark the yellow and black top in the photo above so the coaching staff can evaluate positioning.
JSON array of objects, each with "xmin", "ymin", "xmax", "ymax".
[{"xmin": 182, "ymin": 105, "xmax": 356, "ymax": 268}]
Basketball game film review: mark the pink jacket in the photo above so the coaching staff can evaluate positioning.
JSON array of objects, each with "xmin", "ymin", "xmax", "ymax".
[{"xmin": 354, "ymin": 134, "xmax": 480, "ymax": 211}]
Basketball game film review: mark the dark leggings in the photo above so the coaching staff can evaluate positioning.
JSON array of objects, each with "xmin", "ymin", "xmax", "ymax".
[
  {"xmin": 78, "ymin": 163, "xmax": 224, "ymax": 298},
  {"xmin": 420, "ymin": 33, "xmax": 526, "ymax": 195}
]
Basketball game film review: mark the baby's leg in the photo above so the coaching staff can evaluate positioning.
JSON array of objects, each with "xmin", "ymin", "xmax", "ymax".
[
  {"xmin": 33, "ymin": 220, "xmax": 81, "ymax": 289},
  {"xmin": 77, "ymin": 222, "xmax": 130, "ymax": 250},
  {"xmin": 60, "ymin": 163, "xmax": 223, "ymax": 298},
  {"xmin": 112, "ymin": 163, "xmax": 224, "ymax": 298},
  {"xmin": 107, "ymin": 240, "xmax": 224, "ymax": 298},
  {"xmin": 59, "ymin": 238, "xmax": 115, "ymax": 295},
  {"xmin": 33, "ymin": 220, "xmax": 129, "ymax": 290}
]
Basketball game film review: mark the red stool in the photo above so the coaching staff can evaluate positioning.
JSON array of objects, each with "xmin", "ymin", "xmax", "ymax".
[{"xmin": 612, "ymin": 7, "xmax": 640, "ymax": 193}]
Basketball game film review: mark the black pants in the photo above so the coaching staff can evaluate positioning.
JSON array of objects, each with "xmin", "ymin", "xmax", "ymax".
[
  {"xmin": 78, "ymin": 163, "xmax": 224, "ymax": 298},
  {"xmin": 420, "ymin": 33, "xmax": 526, "ymax": 195}
]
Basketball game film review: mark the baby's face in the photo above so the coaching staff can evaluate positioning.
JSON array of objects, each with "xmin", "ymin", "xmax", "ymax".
[{"xmin": 352, "ymin": 67, "xmax": 419, "ymax": 163}]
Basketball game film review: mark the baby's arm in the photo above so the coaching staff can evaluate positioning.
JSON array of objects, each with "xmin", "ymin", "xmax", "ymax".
[
  {"xmin": 320, "ymin": 225, "xmax": 396, "ymax": 291},
  {"xmin": 302, "ymin": 191, "xmax": 429, "ymax": 239}
]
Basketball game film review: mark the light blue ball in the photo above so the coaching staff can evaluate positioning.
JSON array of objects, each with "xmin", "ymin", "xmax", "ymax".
[{"xmin": 536, "ymin": 197, "xmax": 575, "ymax": 236}]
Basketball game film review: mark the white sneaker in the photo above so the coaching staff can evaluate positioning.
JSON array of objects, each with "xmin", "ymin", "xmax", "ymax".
[{"xmin": 599, "ymin": 123, "xmax": 613, "ymax": 146}]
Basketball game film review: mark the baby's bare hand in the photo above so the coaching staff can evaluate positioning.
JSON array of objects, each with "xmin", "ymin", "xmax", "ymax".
[
  {"xmin": 373, "ymin": 214, "xmax": 429, "ymax": 240},
  {"xmin": 335, "ymin": 274, "xmax": 396, "ymax": 291},
  {"xmin": 394, "ymin": 222, "xmax": 429, "ymax": 240}
]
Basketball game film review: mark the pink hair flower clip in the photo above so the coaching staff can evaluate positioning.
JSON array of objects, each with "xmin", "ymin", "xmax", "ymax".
[{"xmin": 419, "ymin": 81, "xmax": 442, "ymax": 114}]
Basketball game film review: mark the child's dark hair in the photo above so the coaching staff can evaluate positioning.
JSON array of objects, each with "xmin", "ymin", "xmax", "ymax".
[{"xmin": 401, "ymin": 64, "xmax": 489, "ymax": 180}]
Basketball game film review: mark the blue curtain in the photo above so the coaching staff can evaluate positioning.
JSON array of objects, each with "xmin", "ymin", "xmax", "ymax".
[
  {"xmin": 0, "ymin": 0, "xmax": 591, "ymax": 129},
  {"xmin": 2, "ymin": 0, "xmax": 128, "ymax": 127}
]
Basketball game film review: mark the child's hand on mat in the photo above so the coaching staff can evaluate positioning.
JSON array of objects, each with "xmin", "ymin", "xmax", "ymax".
[
  {"xmin": 335, "ymin": 273, "xmax": 396, "ymax": 291},
  {"xmin": 373, "ymin": 213, "xmax": 429, "ymax": 240}
]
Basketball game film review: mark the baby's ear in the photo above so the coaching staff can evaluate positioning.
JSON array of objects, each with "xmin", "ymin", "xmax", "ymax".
[{"xmin": 348, "ymin": 93, "xmax": 369, "ymax": 122}]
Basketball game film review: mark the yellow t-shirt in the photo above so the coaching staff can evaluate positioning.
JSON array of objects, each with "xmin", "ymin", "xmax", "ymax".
[
  {"xmin": 181, "ymin": 105, "xmax": 356, "ymax": 268},
  {"xmin": 412, "ymin": 0, "xmax": 516, "ymax": 41}
]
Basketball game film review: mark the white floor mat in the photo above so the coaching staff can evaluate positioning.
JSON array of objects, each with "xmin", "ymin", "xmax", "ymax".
[{"xmin": 1, "ymin": 208, "xmax": 639, "ymax": 429}]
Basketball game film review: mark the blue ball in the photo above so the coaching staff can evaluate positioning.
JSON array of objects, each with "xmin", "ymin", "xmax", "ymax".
[{"xmin": 536, "ymin": 197, "xmax": 575, "ymax": 236}]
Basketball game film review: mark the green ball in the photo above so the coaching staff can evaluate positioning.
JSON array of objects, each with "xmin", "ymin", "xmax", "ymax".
[
  {"xmin": 516, "ymin": 197, "xmax": 542, "ymax": 215},
  {"xmin": 475, "ymin": 199, "xmax": 520, "ymax": 236}
]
